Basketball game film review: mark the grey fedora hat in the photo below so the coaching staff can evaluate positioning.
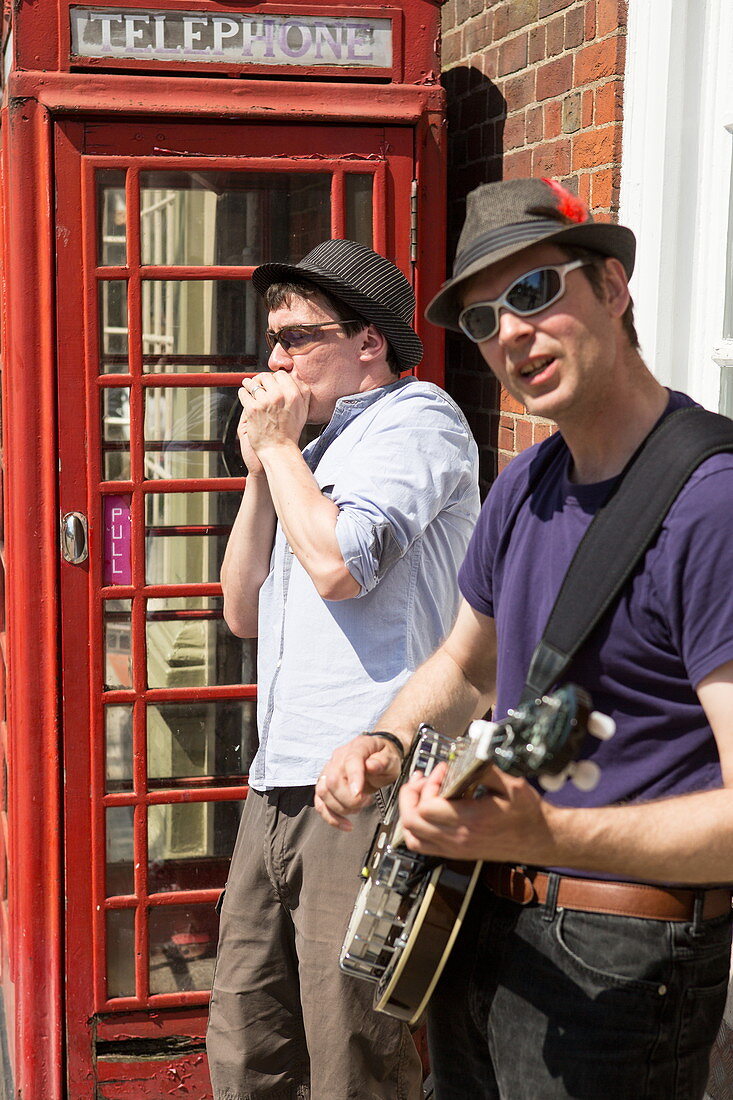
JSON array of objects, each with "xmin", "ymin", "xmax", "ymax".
[
  {"xmin": 252, "ymin": 239, "xmax": 423, "ymax": 371},
  {"xmin": 427, "ymin": 177, "xmax": 636, "ymax": 331}
]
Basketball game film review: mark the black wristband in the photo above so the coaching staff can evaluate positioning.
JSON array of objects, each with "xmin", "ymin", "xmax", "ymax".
[{"xmin": 361, "ymin": 730, "xmax": 406, "ymax": 761}]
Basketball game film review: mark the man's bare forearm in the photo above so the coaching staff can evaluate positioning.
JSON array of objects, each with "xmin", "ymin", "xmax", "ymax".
[
  {"xmin": 258, "ymin": 440, "xmax": 359, "ymax": 601},
  {"xmin": 221, "ymin": 474, "xmax": 277, "ymax": 637},
  {"xmin": 376, "ymin": 646, "xmax": 494, "ymax": 755},
  {"xmin": 540, "ymin": 787, "xmax": 733, "ymax": 885},
  {"xmin": 401, "ymin": 761, "xmax": 733, "ymax": 885}
]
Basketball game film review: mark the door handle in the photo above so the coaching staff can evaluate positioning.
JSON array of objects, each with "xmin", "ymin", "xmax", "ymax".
[{"xmin": 61, "ymin": 511, "xmax": 89, "ymax": 564}]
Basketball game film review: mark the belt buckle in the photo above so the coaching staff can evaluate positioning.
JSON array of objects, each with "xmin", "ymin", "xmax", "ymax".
[{"xmin": 505, "ymin": 865, "xmax": 536, "ymax": 905}]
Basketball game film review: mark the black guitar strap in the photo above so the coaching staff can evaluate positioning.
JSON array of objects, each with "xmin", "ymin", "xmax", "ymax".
[{"xmin": 520, "ymin": 406, "xmax": 733, "ymax": 703}]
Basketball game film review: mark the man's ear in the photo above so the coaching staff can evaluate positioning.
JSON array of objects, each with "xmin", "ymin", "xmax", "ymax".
[
  {"xmin": 358, "ymin": 324, "xmax": 386, "ymax": 363},
  {"xmin": 601, "ymin": 257, "xmax": 630, "ymax": 321}
]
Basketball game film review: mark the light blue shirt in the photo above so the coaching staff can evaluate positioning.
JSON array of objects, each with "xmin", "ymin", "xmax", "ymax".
[{"xmin": 248, "ymin": 376, "xmax": 480, "ymax": 790}]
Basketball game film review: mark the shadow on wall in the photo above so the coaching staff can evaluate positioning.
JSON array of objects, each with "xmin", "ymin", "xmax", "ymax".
[{"xmin": 442, "ymin": 66, "xmax": 508, "ymax": 496}]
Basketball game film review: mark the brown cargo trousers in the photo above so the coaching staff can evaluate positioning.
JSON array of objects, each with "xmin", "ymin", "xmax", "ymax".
[{"xmin": 206, "ymin": 786, "xmax": 423, "ymax": 1100}]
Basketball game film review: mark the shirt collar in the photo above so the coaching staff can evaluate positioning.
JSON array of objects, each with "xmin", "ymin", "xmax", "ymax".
[{"xmin": 328, "ymin": 375, "xmax": 413, "ymax": 424}]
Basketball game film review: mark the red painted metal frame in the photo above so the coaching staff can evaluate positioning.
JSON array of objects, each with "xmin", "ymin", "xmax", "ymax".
[
  {"xmin": 10, "ymin": 68, "xmax": 443, "ymax": 123},
  {"xmin": 0, "ymin": 126, "xmax": 13, "ymax": 1077},
  {"xmin": 54, "ymin": 115, "xmax": 422, "ymax": 1097},
  {"xmin": 2, "ymin": 97, "xmax": 65, "ymax": 1100}
]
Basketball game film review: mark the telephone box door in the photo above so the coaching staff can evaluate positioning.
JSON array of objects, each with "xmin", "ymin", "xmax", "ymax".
[{"xmin": 55, "ymin": 117, "xmax": 415, "ymax": 1097}]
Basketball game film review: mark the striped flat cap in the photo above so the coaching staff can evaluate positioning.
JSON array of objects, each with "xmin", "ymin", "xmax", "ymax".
[
  {"xmin": 252, "ymin": 239, "xmax": 423, "ymax": 371},
  {"xmin": 427, "ymin": 177, "xmax": 636, "ymax": 331}
]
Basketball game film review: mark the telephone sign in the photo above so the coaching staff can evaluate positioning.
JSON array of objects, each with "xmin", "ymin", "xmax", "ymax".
[{"xmin": 71, "ymin": 7, "xmax": 393, "ymax": 68}]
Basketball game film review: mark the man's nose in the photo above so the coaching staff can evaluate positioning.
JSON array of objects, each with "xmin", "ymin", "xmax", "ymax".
[
  {"xmin": 267, "ymin": 342, "xmax": 292, "ymax": 371},
  {"xmin": 497, "ymin": 307, "xmax": 535, "ymax": 347}
]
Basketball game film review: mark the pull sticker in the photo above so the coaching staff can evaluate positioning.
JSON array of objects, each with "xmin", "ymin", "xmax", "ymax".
[{"xmin": 104, "ymin": 495, "xmax": 132, "ymax": 585}]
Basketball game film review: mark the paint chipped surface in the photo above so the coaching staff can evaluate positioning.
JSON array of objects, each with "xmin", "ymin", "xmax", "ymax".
[{"xmin": 96, "ymin": 1049, "xmax": 212, "ymax": 1098}]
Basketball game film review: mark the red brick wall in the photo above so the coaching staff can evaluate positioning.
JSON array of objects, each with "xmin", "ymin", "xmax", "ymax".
[{"xmin": 441, "ymin": 0, "xmax": 628, "ymax": 492}]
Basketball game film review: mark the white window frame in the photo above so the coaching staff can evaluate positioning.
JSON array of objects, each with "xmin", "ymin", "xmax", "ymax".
[{"xmin": 619, "ymin": 0, "xmax": 733, "ymax": 413}]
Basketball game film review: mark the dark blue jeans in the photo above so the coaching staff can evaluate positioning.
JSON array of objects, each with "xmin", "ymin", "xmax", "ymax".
[{"xmin": 427, "ymin": 881, "xmax": 732, "ymax": 1100}]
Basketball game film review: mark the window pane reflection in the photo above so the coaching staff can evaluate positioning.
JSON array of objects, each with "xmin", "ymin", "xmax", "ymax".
[
  {"xmin": 148, "ymin": 800, "xmax": 243, "ymax": 894},
  {"xmin": 144, "ymin": 386, "xmax": 240, "ymax": 480},
  {"xmin": 147, "ymin": 534, "xmax": 228, "ymax": 585},
  {"xmin": 345, "ymin": 174, "xmax": 374, "ymax": 247},
  {"xmin": 146, "ymin": 595, "xmax": 255, "ymax": 689},
  {"xmin": 105, "ymin": 599, "xmax": 132, "ymax": 689},
  {"xmin": 106, "ymin": 704, "xmax": 133, "ymax": 793},
  {"xmin": 141, "ymin": 279, "xmax": 265, "ymax": 368},
  {"xmin": 107, "ymin": 908, "xmax": 136, "ymax": 999},
  {"xmin": 101, "ymin": 388, "xmax": 131, "ymax": 481},
  {"xmin": 149, "ymin": 903, "xmax": 219, "ymax": 994},
  {"xmin": 106, "ymin": 805, "xmax": 135, "ymax": 897},
  {"xmin": 99, "ymin": 280, "xmax": 129, "ymax": 373},
  {"xmin": 145, "ymin": 491, "xmax": 239, "ymax": 586},
  {"xmin": 140, "ymin": 171, "xmax": 331, "ymax": 267},
  {"xmin": 147, "ymin": 699, "xmax": 257, "ymax": 788},
  {"xmin": 97, "ymin": 170, "xmax": 127, "ymax": 266}
]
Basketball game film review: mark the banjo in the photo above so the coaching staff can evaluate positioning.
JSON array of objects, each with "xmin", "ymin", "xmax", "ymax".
[{"xmin": 339, "ymin": 684, "xmax": 614, "ymax": 1024}]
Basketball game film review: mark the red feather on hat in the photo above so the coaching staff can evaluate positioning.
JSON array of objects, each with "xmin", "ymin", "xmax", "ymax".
[{"xmin": 542, "ymin": 178, "xmax": 589, "ymax": 224}]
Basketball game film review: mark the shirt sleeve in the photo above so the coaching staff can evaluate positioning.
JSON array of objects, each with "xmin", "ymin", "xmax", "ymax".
[
  {"xmin": 331, "ymin": 390, "xmax": 478, "ymax": 595},
  {"xmin": 653, "ymin": 456, "xmax": 733, "ymax": 688}
]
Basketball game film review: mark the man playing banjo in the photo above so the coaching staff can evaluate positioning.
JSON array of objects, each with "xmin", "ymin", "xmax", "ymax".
[{"xmin": 317, "ymin": 179, "xmax": 733, "ymax": 1099}]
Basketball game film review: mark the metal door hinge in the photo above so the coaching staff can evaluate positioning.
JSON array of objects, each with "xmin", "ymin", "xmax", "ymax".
[
  {"xmin": 61, "ymin": 511, "xmax": 89, "ymax": 565},
  {"xmin": 410, "ymin": 179, "xmax": 418, "ymax": 263}
]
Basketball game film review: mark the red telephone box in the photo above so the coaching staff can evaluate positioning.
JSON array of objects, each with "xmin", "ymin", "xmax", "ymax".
[{"xmin": 0, "ymin": 0, "xmax": 446, "ymax": 1095}]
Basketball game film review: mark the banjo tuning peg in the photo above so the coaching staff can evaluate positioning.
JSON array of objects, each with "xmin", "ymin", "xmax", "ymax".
[
  {"xmin": 538, "ymin": 768, "xmax": 570, "ymax": 792},
  {"xmin": 587, "ymin": 711, "xmax": 615, "ymax": 741},
  {"xmin": 569, "ymin": 759, "xmax": 601, "ymax": 791}
]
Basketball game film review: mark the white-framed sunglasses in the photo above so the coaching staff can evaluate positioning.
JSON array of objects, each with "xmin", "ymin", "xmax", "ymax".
[{"xmin": 458, "ymin": 259, "xmax": 588, "ymax": 343}]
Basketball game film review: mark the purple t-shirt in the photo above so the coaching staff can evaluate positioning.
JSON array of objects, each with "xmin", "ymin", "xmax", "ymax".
[{"xmin": 458, "ymin": 390, "xmax": 733, "ymax": 816}]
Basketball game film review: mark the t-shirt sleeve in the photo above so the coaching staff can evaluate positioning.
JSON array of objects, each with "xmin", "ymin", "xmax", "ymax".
[
  {"xmin": 457, "ymin": 497, "xmax": 496, "ymax": 616},
  {"xmin": 331, "ymin": 392, "xmax": 478, "ymax": 595},
  {"xmin": 458, "ymin": 440, "xmax": 556, "ymax": 618},
  {"xmin": 655, "ymin": 456, "xmax": 733, "ymax": 688}
]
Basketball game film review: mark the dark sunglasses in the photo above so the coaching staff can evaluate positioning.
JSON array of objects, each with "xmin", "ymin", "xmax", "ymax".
[
  {"xmin": 264, "ymin": 320, "xmax": 359, "ymax": 353},
  {"xmin": 458, "ymin": 260, "xmax": 588, "ymax": 343}
]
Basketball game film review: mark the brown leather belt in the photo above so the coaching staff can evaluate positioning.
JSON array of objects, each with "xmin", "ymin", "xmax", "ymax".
[{"xmin": 481, "ymin": 863, "xmax": 732, "ymax": 922}]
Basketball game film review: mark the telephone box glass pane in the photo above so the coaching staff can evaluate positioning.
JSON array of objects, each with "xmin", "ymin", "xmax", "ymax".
[
  {"xmin": 101, "ymin": 388, "xmax": 131, "ymax": 481},
  {"xmin": 106, "ymin": 805, "xmax": 135, "ymax": 896},
  {"xmin": 141, "ymin": 279, "xmax": 264, "ymax": 369},
  {"xmin": 148, "ymin": 800, "xmax": 243, "ymax": 894},
  {"xmin": 345, "ymin": 174, "xmax": 374, "ymax": 246},
  {"xmin": 143, "ymin": 386, "xmax": 240, "ymax": 480},
  {"xmin": 99, "ymin": 280, "xmax": 129, "ymax": 373},
  {"xmin": 146, "ymin": 597, "xmax": 256, "ymax": 689},
  {"xmin": 104, "ymin": 599, "xmax": 132, "ymax": 689},
  {"xmin": 147, "ymin": 700, "xmax": 257, "ymax": 788},
  {"xmin": 97, "ymin": 170, "xmax": 127, "ymax": 266},
  {"xmin": 105, "ymin": 704, "xmax": 134, "ymax": 793},
  {"xmin": 149, "ymin": 903, "xmax": 219, "ymax": 994},
  {"xmin": 140, "ymin": 171, "xmax": 331, "ymax": 267},
  {"xmin": 145, "ymin": 491, "xmax": 239, "ymax": 586},
  {"xmin": 145, "ymin": 534, "xmax": 227, "ymax": 585},
  {"xmin": 107, "ymin": 908, "xmax": 136, "ymax": 999}
]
